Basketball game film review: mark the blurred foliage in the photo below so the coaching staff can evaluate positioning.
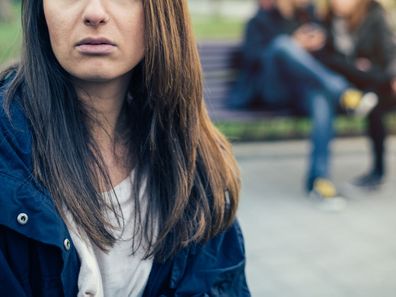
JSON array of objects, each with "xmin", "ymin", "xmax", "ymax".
[
  {"xmin": 0, "ymin": 0, "xmax": 12, "ymax": 23},
  {"xmin": 217, "ymin": 114, "xmax": 396, "ymax": 142},
  {"xmin": 192, "ymin": 16, "xmax": 244, "ymax": 40},
  {"xmin": 0, "ymin": 2, "xmax": 21, "ymax": 66}
]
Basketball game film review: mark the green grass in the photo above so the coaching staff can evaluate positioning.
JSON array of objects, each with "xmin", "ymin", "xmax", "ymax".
[
  {"xmin": 191, "ymin": 15, "xmax": 245, "ymax": 41},
  {"xmin": 0, "ymin": 4, "xmax": 22, "ymax": 67},
  {"xmin": 216, "ymin": 114, "xmax": 396, "ymax": 142}
]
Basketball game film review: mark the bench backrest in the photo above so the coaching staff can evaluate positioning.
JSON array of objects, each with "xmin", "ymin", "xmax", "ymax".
[
  {"xmin": 198, "ymin": 41, "xmax": 242, "ymax": 109},
  {"xmin": 198, "ymin": 41, "xmax": 294, "ymax": 121}
]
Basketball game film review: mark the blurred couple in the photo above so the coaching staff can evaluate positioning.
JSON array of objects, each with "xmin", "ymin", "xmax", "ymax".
[{"xmin": 231, "ymin": 0, "xmax": 396, "ymax": 206}]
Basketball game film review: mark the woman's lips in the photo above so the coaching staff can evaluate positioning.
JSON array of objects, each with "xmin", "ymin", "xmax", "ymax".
[
  {"xmin": 76, "ymin": 43, "xmax": 116, "ymax": 55},
  {"xmin": 75, "ymin": 38, "xmax": 116, "ymax": 55}
]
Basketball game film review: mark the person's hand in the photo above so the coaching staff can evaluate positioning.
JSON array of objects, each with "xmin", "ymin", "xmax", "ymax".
[
  {"xmin": 391, "ymin": 78, "xmax": 396, "ymax": 95},
  {"xmin": 355, "ymin": 58, "xmax": 372, "ymax": 72},
  {"xmin": 293, "ymin": 24, "xmax": 326, "ymax": 52}
]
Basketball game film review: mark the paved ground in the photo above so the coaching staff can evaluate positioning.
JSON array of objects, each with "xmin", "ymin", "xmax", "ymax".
[{"xmin": 235, "ymin": 136, "xmax": 396, "ymax": 297}]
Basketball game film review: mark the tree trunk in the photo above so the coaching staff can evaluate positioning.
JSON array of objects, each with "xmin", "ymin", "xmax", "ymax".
[{"xmin": 0, "ymin": 0, "xmax": 12, "ymax": 23}]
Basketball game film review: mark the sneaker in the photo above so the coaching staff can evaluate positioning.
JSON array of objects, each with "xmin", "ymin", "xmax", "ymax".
[
  {"xmin": 341, "ymin": 172, "xmax": 384, "ymax": 199},
  {"xmin": 340, "ymin": 89, "xmax": 378, "ymax": 117},
  {"xmin": 309, "ymin": 178, "xmax": 346, "ymax": 211},
  {"xmin": 352, "ymin": 171, "xmax": 384, "ymax": 190}
]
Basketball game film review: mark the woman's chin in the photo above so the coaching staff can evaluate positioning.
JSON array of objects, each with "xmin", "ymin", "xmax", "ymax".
[{"xmin": 71, "ymin": 71, "xmax": 120, "ymax": 84}]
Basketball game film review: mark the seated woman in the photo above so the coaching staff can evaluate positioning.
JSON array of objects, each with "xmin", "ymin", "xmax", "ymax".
[
  {"xmin": 316, "ymin": 0, "xmax": 396, "ymax": 190},
  {"xmin": 0, "ymin": 0, "xmax": 250, "ymax": 296},
  {"xmin": 230, "ymin": 0, "xmax": 376, "ymax": 204}
]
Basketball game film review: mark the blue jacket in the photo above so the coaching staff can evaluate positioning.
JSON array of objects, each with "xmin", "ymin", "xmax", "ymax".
[{"xmin": 0, "ymin": 79, "xmax": 250, "ymax": 297}]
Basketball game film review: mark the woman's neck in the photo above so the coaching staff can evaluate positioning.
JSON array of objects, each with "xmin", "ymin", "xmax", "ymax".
[
  {"xmin": 74, "ymin": 73, "xmax": 131, "ymax": 142},
  {"xmin": 73, "ymin": 74, "xmax": 133, "ymax": 189}
]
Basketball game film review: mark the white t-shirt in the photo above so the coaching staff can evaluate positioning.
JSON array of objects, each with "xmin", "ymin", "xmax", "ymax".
[
  {"xmin": 67, "ymin": 171, "xmax": 154, "ymax": 297},
  {"xmin": 332, "ymin": 18, "xmax": 356, "ymax": 57}
]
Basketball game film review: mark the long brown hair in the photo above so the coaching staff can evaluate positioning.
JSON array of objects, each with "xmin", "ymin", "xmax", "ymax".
[
  {"xmin": 326, "ymin": 0, "xmax": 374, "ymax": 31},
  {"xmin": 2, "ymin": 0, "xmax": 240, "ymax": 262},
  {"xmin": 347, "ymin": 0, "xmax": 372, "ymax": 31}
]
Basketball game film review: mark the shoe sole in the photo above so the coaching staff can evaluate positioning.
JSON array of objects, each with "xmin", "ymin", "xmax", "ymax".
[
  {"xmin": 340, "ymin": 181, "xmax": 383, "ymax": 200},
  {"xmin": 354, "ymin": 92, "xmax": 378, "ymax": 117},
  {"xmin": 308, "ymin": 192, "xmax": 347, "ymax": 212}
]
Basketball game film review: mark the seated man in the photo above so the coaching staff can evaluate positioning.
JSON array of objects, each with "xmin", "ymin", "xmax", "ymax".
[{"xmin": 229, "ymin": 0, "xmax": 377, "ymax": 205}]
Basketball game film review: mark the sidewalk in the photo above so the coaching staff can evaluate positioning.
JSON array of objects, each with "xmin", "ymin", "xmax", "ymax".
[{"xmin": 235, "ymin": 137, "xmax": 396, "ymax": 297}]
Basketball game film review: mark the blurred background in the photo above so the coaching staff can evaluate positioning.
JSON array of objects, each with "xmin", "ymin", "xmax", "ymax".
[{"xmin": 1, "ymin": 0, "xmax": 396, "ymax": 296}]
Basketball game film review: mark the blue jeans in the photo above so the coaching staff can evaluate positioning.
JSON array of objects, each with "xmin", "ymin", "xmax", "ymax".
[{"xmin": 259, "ymin": 36, "xmax": 350, "ymax": 190}]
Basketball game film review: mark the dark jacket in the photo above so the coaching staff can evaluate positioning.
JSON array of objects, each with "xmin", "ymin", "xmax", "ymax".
[
  {"xmin": 243, "ymin": 6, "xmax": 316, "ymax": 69},
  {"xmin": 0, "ymin": 78, "xmax": 250, "ymax": 297},
  {"xmin": 316, "ymin": 1, "xmax": 396, "ymax": 92},
  {"xmin": 228, "ymin": 6, "xmax": 316, "ymax": 108}
]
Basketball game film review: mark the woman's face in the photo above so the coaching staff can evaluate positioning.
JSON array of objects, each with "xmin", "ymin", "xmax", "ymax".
[
  {"xmin": 330, "ymin": 0, "xmax": 360, "ymax": 17},
  {"xmin": 292, "ymin": 0, "xmax": 311, "ymax": 9},
  {"xmin": 259, "ymin": 0, "xmax": 273, "ymax": 10},
  {"xmin": 43, "ymin": 0, "xmax": 145, "ymax": 83}
]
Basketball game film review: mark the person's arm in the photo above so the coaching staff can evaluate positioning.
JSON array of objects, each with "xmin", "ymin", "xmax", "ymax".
[
  {"xmin": 144, "ymin": 220, "xmax": 250, "ymax": 297},
  {"xmin": 370, "ymin": 8, "xmax": 396, "ymax": 95},
  {"xmin": 0, "ymin": 226, "xmax": 29, "ymax": 297},
  {"xmin": 371, "ymin": 9, "xmax": 396, "ymax": 79},
  {"xmin": 391, "ymin": 78, "xmax": 396, "ymax": 95},
  {"xmin": 168, "ymin": 220, "xmax": 250, "ymax": 297},
  {"xmin": 293, "ymin": 23, "xmax": 326, "ymax": 52},
  {"xmin": 243, "ymin": 12, "xmax": 277, "ymax": 69},
  {"xmin": 314, "ymin": 23, "xmax": 357, "ymax": 76},
  {"xmin": 0, "ymin": 256, "xmax": 28, "ymax": 296},
  {"xmin": 0, "ymin": 224, "xmax": 68, "ymax": 297}
]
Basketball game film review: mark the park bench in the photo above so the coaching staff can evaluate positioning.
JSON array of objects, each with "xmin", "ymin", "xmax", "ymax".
[
  {"xmin": 197, "ymin": 41, "xmax": 396, "ymax": 140},
  {"xmin": 198, "ymin": 40, "xmax": 296, "ymax": 123}
]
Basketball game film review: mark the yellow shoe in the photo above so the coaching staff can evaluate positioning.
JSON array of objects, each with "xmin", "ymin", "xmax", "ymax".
[
  {"xmin": 341, "ymin": 89, "xmax": 362, "ymax": 109},
  {"xmin": 309, "ymin": 178, "xmax": 346, "ymax": 211},
  {"xmin": 313, "ymin": 178, "xmax": 337, "ymax": 199},
  {"xmin": 340, "ymin": 89, "xmax": 378, "ymax": 116}
]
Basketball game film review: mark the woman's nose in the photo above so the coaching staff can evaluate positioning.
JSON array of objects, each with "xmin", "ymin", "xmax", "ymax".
[{"xmin": 83, "ymin": 0, "xmax": 109, "ymax": 27}]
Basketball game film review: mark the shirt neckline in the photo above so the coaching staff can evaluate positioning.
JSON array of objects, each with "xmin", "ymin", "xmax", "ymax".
[{"xmin": 101, "ymin": 170, "xmax": 134, "ymax": 195}]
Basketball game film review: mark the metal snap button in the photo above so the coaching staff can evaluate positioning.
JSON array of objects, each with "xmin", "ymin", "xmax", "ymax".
[
  {"xmin": 64, "ymin": 238, "xmax": 71, "ymax": 251},
  {"xmin": 17, "ymin": 213, "xmax": 29, "ymax": 225}
]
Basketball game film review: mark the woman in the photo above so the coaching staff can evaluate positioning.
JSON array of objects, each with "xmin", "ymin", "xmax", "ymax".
[
  {"xmin": 230, "ymin": 0, "xmax": 376, "ymax": 205},
  {"xmin": 0, "ymin": 0, "xmax": 250, "ymax": 296},
  {"xmin": 317, "ymin": 0, "xmax": 396, "ymax": 189}
]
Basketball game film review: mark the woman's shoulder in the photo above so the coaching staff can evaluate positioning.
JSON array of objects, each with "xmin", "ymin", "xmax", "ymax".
[
  {"xmin": 0, "ymin": 69, "xmax": 29, "ymax": 133},
  {"xmin": 356, "ymin": 1, "xmax": 394, "ymax": 42},
  {"xmin": 176, "ymin": 219, "xmax": 249, "ymax": 294},
  {"xmin": 250, "ymin": 8, "xmax": 276, "ymax": 26},
  {"xmin": 146, "ymin": 219, "xmax": 250, "ymax": 296},
  {"xmin": 0, "ymin": 69, "xmax": 33, "ymax": 178},
  {"xmin": 0, "ymin": 66, "xmax": 18, "ymax": 93},
  {"xmin": 0, "ymin": 68, "xmax": 21, "ymax": 113}
]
